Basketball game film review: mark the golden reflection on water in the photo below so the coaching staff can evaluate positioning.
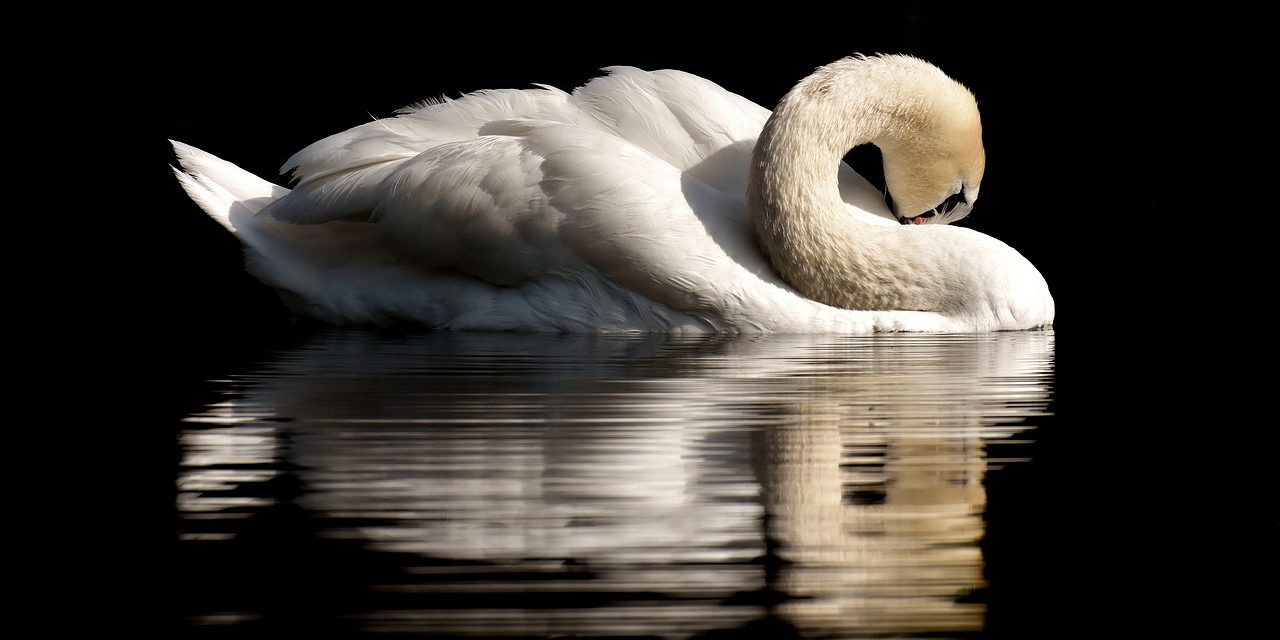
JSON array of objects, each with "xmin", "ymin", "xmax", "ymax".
[{"xmin": 179, "ymin": 332, "xmax": 1053, "ymax": 637}]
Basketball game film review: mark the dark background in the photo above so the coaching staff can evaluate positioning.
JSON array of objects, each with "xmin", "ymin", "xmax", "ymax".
[{"xmin": 136, "ymin": 6, "xmax": 1270, "ymax": 637}]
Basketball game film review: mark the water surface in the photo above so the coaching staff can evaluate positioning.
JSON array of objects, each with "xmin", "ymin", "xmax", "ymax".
[{"xmin": 177, "ymin": 331, "xmax": 1054, "ymax": 638}]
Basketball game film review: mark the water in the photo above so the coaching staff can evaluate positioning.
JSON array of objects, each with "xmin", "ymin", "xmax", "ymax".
[{"xmin": 174, "ymin": 331, "xmax": 1055, "ymax": 638}]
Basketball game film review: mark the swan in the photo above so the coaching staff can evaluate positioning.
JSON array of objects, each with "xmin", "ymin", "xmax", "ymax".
[{"xmin": 172, "ymin": 54, "xmax": 1053, "ymax": 333}]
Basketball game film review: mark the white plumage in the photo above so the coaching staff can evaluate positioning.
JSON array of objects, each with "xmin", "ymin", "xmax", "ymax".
[{"xmin": 174, "ymin": 59, "xmax": 1053, "ymax": 333}]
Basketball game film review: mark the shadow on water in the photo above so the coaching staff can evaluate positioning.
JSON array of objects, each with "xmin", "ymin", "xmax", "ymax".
[{"xmin": 176, "ymin": 331, "xmax": 1053, "ymax": 638}]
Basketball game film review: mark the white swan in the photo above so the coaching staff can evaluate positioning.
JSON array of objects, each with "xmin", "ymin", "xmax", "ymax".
[{"xmin": 173, "ymin": 54, "xmax": 1053, "ymax": 333}]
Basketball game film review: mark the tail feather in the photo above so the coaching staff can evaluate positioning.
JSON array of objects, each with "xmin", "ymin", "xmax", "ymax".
[
  {"xmin": 171, "ymin": 139, "xmax": 439, "ymax": 325},
  {"xmin": 170, "ymin": 140, "xmax": 290, "ymax": 231}
]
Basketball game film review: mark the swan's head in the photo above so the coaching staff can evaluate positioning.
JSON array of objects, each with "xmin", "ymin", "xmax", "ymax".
[
  {"xmin": 884, "ymin": 130, "xmax": 984, "ymax": 226},
  {"xmin": 865, "ymin": 57, "xmax": 986, "ymax": 226}
]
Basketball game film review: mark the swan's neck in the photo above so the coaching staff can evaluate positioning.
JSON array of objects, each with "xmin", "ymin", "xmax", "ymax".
[{"xmin": 749, "ymin": 66, "xmax": 944, "ymax": 311}]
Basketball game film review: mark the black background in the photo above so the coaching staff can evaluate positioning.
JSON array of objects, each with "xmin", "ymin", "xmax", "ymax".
[{"xmin": 135, "ymin": 6, "xmax": 1271, "ymax": 637}]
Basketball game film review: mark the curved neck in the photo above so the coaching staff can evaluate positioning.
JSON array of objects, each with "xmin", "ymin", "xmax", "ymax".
[
  {"xmin": 750, "ymin": 88, "xmax": 872, "ymax": 233},
  {"xmin": 749, "ymin": 71, "xmax": 931, "ymax": 311}
]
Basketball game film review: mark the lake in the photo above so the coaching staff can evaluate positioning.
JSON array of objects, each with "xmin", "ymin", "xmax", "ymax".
[{"xmin": 172, "ymin": 330, "xmax": 1058, "ymax": 638}]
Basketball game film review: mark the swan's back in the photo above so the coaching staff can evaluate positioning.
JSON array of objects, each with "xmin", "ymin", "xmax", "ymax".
[{"xmin": 266, "ymin": 68, "xmax": 775, "ymax": 223}]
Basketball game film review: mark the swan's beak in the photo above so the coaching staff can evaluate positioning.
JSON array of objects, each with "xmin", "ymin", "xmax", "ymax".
[{"xmin": 898, "ymin": 191, "xmax": 972, "ymax": 226}]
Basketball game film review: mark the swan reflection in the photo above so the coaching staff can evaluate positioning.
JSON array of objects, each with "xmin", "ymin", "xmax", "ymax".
[{"xmin": 179, "ymin": 331, "xmax": 1053, "ymax": 636}]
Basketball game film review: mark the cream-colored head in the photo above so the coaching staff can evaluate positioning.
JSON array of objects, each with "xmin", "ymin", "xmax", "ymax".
[
  {"xmin": 862, "ymin": 56, "xmax": 985, "ymax": 225},
  {"xmin": 793, "ymin": 55, "xmax": 986, "ymax": 225}
]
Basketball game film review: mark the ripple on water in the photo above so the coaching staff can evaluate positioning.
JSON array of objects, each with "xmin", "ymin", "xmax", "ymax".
[{"xmin": 177, "ymin": 331, "xmax": 1054, "ymax": 637}]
